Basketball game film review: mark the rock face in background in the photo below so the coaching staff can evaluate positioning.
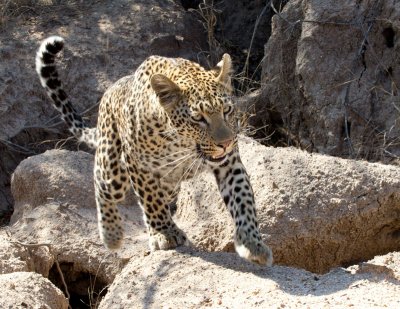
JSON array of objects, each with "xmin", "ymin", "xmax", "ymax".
[
  {"xmin": 258, "ymin": 0, "xmax": 400, "ymax": 161},
  {"xmin": 177, "ymin": 137, "xmax": 400, "ymax": 273},
  {"xmin": 0, "ymin": 0, "xmax": 207, "ymax": 221}
]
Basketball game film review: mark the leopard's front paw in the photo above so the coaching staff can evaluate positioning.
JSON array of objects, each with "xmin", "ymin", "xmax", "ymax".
[
  {"xmin": 234, "ymin": 228, "xmax": 273, "ymax": 266},
  {"xmin": 149, "ymin": 226, "xmax": 189, "ymax": 251}
]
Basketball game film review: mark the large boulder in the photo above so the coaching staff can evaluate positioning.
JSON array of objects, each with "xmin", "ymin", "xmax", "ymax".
[
  {"xmin": 258, "ymin": 0, "xmax": 400, "ymax": 161},
  {"xmin": 0, "ymin": 272, "xmax": 68, "ymax": 309},
  {"xmin": 176, "ymin": 137, "xmax": 400, "ymax": 273},
  {"xmin": 9, "ymin": 149, "xmax": 146, "ymax": 300},
  {"xmin": 99, "ymin": 249, "xmax": 400, "ymax": 309}
]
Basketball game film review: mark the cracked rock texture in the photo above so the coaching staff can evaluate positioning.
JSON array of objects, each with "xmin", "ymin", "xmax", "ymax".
[
  {"xmin": 258, "ymin": 0, "xmax": 400, "ymax": 161},
  {"xmin": 177, "ymin": 137, "xmax": 400, "ymax": 273},
  {"xmin": 9, "ymin": 150, "xmax": 143, "ymax": 286}
]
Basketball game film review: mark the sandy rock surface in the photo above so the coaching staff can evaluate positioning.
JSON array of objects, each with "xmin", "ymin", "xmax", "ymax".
[
  {"xmin": 99, "ymin": 249, "xmax": 400, "ymax": 309},
  {"xmin": 0, "ymin": 233, "xmax": 33, "ymax": 274},
  {"xmin": 259, "ymin": 0, "xmax": 400, "ymax": 160},
  {"xmin": 0, "ymin": 271, "xmax": 68, "ymax": 309},
  {"xmin": 177, "ymin": 137, "xmax": 400, "ymax": 273},
  {"xmin": 0, "ymin": 233, "xmax": 54, "ymax": 277}
]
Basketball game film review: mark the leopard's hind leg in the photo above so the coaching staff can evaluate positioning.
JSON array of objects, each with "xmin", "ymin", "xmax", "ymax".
[{"xmin": 94, "ymin": 117, "xmax": 130, "ymax": 249}]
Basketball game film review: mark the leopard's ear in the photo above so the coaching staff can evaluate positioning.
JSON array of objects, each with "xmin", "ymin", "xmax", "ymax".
[
  {"xmin": 215, "ymin": 53, "xmax": 232, "ymax": 88},
  {"xmin": 151, "ymin": 74, "xmax": 182, "ymax": 110}
]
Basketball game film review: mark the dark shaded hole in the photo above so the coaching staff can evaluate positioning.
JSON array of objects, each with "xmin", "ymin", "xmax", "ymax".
[
  {"xmin": 340, "ymin": 258, "xmax": 365, "ymax": 269},
  {"xmin": 179, "ymin": 0, "xmax": 201, "ymax": 10},
  {"xmin": 249, "ymin": 108, "xmax": 287, "ymax": 147},
  {"xmin": 382, "ymin": 27, "xmax": 395, "ymax": 48},
  {"xmin": 49, "ymin": 262, "xmax": 108, "ymax": 309},
  {"xmin": 391, "ymin": 229, "xmax": 400, "ymax": 239}
]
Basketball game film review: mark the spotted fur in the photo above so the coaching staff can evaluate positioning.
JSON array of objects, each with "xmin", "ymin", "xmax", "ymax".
[{"xmin": 36, "ymin": 36, "xmax": 273, "ymax": 266}]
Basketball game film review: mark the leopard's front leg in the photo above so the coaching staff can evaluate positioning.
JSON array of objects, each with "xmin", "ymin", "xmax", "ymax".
[
  {"xmin": 212, "ymin": 151, "xmax": 273, "ymax": 266},
  {"xmin": 129, "ymin": 164, "xmax": 188, "ymax": 251}
]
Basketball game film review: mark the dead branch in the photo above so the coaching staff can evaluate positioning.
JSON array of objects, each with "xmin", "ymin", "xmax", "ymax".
[{"xmin": 8, "ymin": 235, "xmax": 72, "ymax": 309}]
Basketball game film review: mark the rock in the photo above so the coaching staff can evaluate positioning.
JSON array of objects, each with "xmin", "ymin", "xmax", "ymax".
[
  {"xmin": 0, "ymin": 232, "xmax": 54, "ymax": 277},
  {"xmin": 11, "ymin": 150, "xmax": 96, "ymax": 217},
  {"xmin": 0, "ymin": 272, "xmax": 68, "ymax": 309},
  {"xmin": 9, "ymin": 149, "xmax": 146, "ymax": 299},
  {"xmin": 99, "ymin": 249, "xmax": 400, "ymax": 309},
  {"xmin": 0, "ymin": 233, "xmax": 32, "ymax": 274},
  {"xmin": 1, "ymin": 0, "xmax": 206, "ymax": 142},
  {"xmin": 176, "ymin": 137, "xmax": 400, "ymax": 273},
  {"xmin": 259, "ymin": 0, "xmax": 400, "ymax": 161},
  {"xmin": 6, "ymin": 138, "xmax": 400, "ymax": 307}
]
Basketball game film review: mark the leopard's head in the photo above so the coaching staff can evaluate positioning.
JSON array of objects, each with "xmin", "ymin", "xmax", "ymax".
[{"xmin": 151, "ymin": 54, "xmax": 237, "ymax": 163}]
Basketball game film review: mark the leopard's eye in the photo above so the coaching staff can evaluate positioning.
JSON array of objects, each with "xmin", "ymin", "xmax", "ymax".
[
  {"xmin": 223, "ymin": 105, "xmax": 233, "ymax": 116},
  {"xmin": 191, "ymin": 113, "xmax": 207, "ymax": 124}
]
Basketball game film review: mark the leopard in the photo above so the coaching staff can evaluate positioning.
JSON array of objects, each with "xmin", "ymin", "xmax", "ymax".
[{"xmin": 35, "ymin": 36, "xmax": 273, "ymax": 266}]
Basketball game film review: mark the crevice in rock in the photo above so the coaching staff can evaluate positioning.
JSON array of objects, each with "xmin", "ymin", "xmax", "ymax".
[
  {"xmin": 48, "ymin": 262, "xmax": 108, "ymax": 309},
  {"xmin": 178, "ymin": 0, "xmax": 201, "ymax": 10},
  {"xmin": 382, "ymin": 27, "xmax": 395, "ymax": 48}
]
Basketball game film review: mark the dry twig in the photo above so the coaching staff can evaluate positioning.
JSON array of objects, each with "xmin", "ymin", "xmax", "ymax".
[{"xmin": 6, "ymin": 232, "xmax": 72, "ymax": 309}]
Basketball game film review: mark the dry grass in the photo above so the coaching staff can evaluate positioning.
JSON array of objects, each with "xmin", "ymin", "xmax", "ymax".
[
  {"xmin": 194, "ymin": 0, "xmax": 223, "ymax": 66},
  {"xmin": 0, "ymin": 0, "xmax": 46, "ymax": 24},
  {"xmin": 0, "ymin": 0, "xmax": 96, "ymax": 25}
]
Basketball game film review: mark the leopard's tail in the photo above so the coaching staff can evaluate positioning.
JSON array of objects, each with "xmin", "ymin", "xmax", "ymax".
[{"xmin": 36, "ymin": 36, "xmax": 97, "ymax": 148}]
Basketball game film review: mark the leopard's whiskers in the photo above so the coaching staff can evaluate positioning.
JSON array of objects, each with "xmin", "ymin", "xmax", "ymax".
[
  {"xmin": 157, "ymin": 148, "xmax": 193, "ymax": 161},
  {"xmin": 158, "ymin": 152, "xmax": 194, "ymax": 169},
  {"xmin": 170, "ymin": 154, "xmax": 202, "ymax": 196},
  {"xmin": 191, "ymin": 156, "xmax": 204, "ymax": 180},
  {"xmin": 160, "ymin": 152, "xmax": 197, "ymax": 180}
]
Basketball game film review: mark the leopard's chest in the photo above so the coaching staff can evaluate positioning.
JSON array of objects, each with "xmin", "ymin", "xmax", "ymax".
[{"xmin": 123, "ymin": 128, "xmax": 203, "ymax": 184}]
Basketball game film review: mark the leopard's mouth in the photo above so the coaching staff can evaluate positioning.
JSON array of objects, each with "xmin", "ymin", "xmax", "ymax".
[
  {"xmin": 196, "ymin": 144, "xmax": 230, "ymax": 163},
  {"xmin": 207, "ymin": 153, "xmax": 227, "ymax": 162}
]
